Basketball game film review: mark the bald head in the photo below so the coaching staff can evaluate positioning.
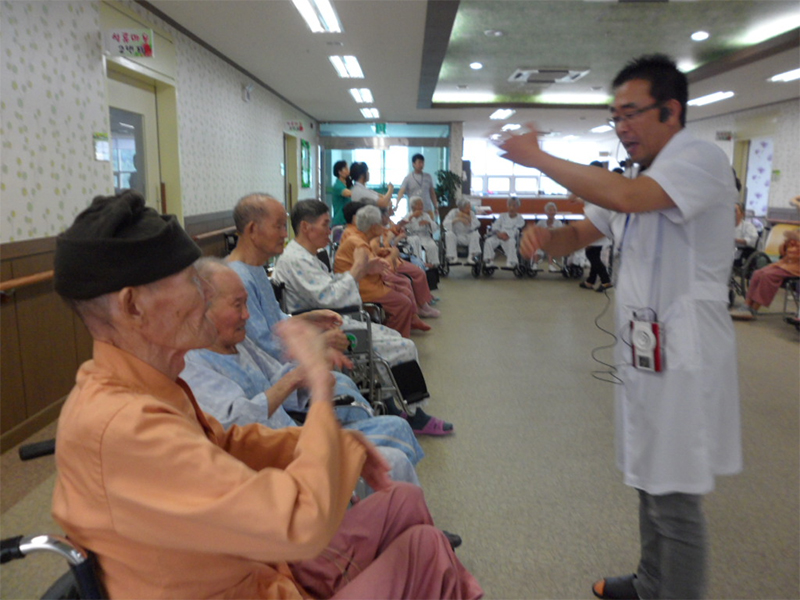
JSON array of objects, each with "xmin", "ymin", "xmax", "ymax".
[{"xmin": 233, "ymin": 193, "xmax": 282, "ymax": 234}]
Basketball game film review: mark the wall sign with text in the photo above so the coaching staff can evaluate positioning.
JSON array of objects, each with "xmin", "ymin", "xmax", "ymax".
[{"xmin": 105, "ymin": 29, "xmax": 154, "ymax": 58}]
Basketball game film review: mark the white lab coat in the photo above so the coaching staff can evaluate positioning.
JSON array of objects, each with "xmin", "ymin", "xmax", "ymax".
[{"xmin": 585, "ymin": 129, "xmax": 742, "ymax": 495}]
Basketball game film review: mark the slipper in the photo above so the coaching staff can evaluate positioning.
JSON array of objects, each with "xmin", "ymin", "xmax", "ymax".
[
  {"xmin": 592, "ymin": 574, "xmax": 639, "ymax": 600},
  {"xmin": 413, "ymin": 415, "xmax": 454, "ymax": 436},
  {"xmin": 411, "ymin": 317, "xmax": 432, "ymax": 331}
]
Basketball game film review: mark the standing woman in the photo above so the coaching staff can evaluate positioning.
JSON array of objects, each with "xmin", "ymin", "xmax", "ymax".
[
  {"xmin": 349, "ymin": 162, "xmax": 394, "ymax": 209},
  {"xmin": 331, "ymin": 160, "xmax": 352, "ymax": 226}
]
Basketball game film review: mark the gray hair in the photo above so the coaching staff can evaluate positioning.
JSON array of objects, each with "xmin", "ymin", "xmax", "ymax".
[
  {"xmin": 544, "ymin": 202, "xmax": 557, "ymax": 213},
  {"xmin": 409, "ymin": 196, "xmax": 424, "ymax": 209},
  {"xmin": 355, "ymin": 204, "xmax": 383, "ymax": 232},
  {"xmin": 456, "ymin": 198, "xmax": 471, "ymax": 210},
  {"xmin": 233, "ymin": 193, "xmax": 279, "ymax": 234},
  {"xmin": 195, "ymin": 256, "xmax": 229, "ymax": 282},
  {"xmin": 507, "ymin": 197, "xmax": 521, "ymax": 209}
]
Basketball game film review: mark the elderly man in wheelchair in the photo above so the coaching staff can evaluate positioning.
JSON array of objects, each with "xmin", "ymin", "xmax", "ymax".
[{"xmin": 48, "ymin": 190, "xmax": 482, "ymax": 599}]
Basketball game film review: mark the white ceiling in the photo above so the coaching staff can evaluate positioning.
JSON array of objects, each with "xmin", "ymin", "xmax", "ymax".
[{"xmin": 144, "ymin": 0, "xmax": 799, "ymax": 142}]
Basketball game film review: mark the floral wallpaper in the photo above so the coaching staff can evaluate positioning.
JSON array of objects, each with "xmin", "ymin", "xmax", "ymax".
[
  {"xmin": 745, "ymin": 137, "xmax": 773, "ymax": 216},
  {"xmin": 688, "ymin": 99, "xmax": 799, "ymax": 211},
  {"xmin": 1, "ymin": 1, "xmax": 112, "ymax": 243}
]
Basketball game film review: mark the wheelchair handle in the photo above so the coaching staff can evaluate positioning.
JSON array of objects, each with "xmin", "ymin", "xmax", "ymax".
[
  {"xmin": 1, "ymin": 534, "xmax": 87, "ymax": 566},
  {"xmin": 18, "ymin": 438, "xmax": 56, "ymax": 461}
]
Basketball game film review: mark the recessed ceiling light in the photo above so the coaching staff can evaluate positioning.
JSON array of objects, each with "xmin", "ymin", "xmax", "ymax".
[
  {"xmin": 329, "ymin": 55, "xmax": 364, "ymax": 78},
  {"xmin": 591, "ymin": 124, "xmax": 614, "ymax": 134},
  {"xmin": 484, "ymin": 30, "xmax": 504, "ymax": 37},
  {"xmin": 490, "ymin": 108, "xmax": 516, "ymax": 120},
  {"xmin": 360, "ymin": 107, "xmax": 379, "ymax": 119},
  {"xmin": 687, "ymin": 91, "xmax": 734, "ymax": 106},
  {"xmin": 769, "ymin": 68, "xmax": 800, "ymax": 83},
  {"xmin": 691, "ymin": 30, "xmax": 710, "ymax": 42},
  {"xmin": 501, "ymin": 123, "xmax": 521, "ymax": 132},
  {"xmin": 327, "ymin": 41, "xmax": 344, "ymax": 46},
  {"xmin": 292, "ymin": 0, "xmax": 343, "ymax": 33},
  {"xmin": 470, "ymin": 62, "xmax": 483, "ymax": 70},
  {"xmin": 349, "ymin": 88, "xmax": 374, "ymax": 103}
]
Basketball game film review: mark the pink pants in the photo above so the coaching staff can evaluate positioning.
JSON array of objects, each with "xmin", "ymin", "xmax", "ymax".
[
  {"xmin": 373, "ymin": 283, "xmax": 416, "ymax": 338},
  {"xmin": 395, "ymin": 262, "xmax": 433, "ymax": 306},
  {"xmin": 291, "ymin": 483, "xmax": 483, "ymax": 599},
  {"xmin": 747, "ymin": 263, "xmax": 795, "ymax": 307}
]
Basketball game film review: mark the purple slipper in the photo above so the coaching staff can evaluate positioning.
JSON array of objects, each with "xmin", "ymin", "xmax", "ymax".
[{"xmin": 413, "ymin": 416, "xmax": 454, "ymax": 436}]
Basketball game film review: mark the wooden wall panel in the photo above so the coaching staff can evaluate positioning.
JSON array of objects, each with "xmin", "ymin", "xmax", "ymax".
[
  {"xmin": 1, "ymin": 261, "xmax": 27, "ymax": 434},
  {"xmin": 12, "ymin": 252, "xmax": 79, "ymax": 417}
]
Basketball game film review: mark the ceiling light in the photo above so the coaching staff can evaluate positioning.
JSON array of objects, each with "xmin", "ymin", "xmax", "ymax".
[
  {"xmin": 490, "ymin": 108, "xmax": 516, "ymax": 120},
  {"xmin": 292, "ymin": 0, "xmax": 342, "ymax": 33},
  {"xmin": 691, "ymin": 30, "xmax": 709, "ymax": 42},
  {"xmin": 329, "ymin": 55, "xmax": 364, "ymax": 78},
  {"xmin": 501, "ymin": 123, "xmax": 521, "ymax": 132},
  {"xmin": 769, "ymin": 68, "xmax": 800, "ymax": 83},
  {"xmin": 360, "ymin": 108, "xmax": 379, "ymax": 119},
  {"xmin": 591, "ymin": 124, "xmax": 614, "ymax": 134},
  {"xmin": 484, "ymin": 30, "xmax": 504, "ymax": 37},
  {"xmin": 688, "ymin": 91, "xmax": 734, "ymax": 107},
  {"xmin": 563, "ymin": 135, "xmax": 579, "ymax": 141},
  {"xmin": 349, "ymin": 88, "xmax": 374, "ymax": 103},
  {"xmin": 470, "ymin": 62, "xmax": 483, "ymax": 70}
]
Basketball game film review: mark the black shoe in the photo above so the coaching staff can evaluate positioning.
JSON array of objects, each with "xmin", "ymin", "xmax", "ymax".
[
  {"xmin": 442, "ymin": 530, "xmax": 462, "ymax": 550},
  {"xmin": 592, "ymin": 574, "xmax": 639, "ymax": 599}
]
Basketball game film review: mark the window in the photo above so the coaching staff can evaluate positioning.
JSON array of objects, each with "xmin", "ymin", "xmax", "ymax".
[{"xmin": 487, "ymin": 177, "xmax": 510, "ymax": 194}]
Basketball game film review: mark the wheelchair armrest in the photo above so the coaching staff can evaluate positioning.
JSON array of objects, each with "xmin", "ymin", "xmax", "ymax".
[
  {"xmin": 290, "ymin": 305, "xmax": 363, "ymax": 318},
  {"xmin": 19, "ymin": 439, "xmax": 55, "ymax": 461}
]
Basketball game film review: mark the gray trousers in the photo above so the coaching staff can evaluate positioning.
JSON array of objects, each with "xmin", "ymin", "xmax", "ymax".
[{"xmin": 634, "ymin": 489, "xmax": 707, "ymax": 600}]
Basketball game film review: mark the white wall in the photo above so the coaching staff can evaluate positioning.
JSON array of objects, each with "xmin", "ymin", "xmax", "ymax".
[{"xmin": 0, "ymin": 0, "xmax": 319, "ymax": 244}]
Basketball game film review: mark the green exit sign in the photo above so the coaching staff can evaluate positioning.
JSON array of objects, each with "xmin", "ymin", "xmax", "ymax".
[{"xmin": 375, "ymin": 123, "xmax": 386, "ymax": 135}]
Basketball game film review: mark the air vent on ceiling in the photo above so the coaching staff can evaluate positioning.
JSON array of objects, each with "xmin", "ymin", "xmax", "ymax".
[{"xmin": 508, "ymin": 68, "xmax": 590, "ymax": 84}]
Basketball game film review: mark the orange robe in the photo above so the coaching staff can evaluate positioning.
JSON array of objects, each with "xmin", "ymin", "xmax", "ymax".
[{"xmin": 52, "ymin": 341, "xmax": 367, "ymax": 599}]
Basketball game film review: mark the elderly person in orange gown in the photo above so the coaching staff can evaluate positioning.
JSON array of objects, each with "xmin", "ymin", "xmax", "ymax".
[
  {"xmin": 50, "ymin": 190, "xmax": 482, "ymax": 600},
  {"xmin": 335, "ymin": 204, "xmax": 432, "ymax": 337},
  {"xmin": 732, "ymin": 228, "xmax": 800, "ymax": 320}
]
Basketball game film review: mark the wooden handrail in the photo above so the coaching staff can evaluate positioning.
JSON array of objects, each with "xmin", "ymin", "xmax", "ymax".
[
  {"xmin": 0, "ymin": 270, "xmax": 54, "ymax": 293},
  {"xmin": 192, "ymin": 226, "xmax": 236, "ymax": 242}
]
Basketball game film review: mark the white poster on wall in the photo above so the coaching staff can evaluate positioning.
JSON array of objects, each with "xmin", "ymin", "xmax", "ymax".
[{"xmin": 745, "ymin": 137, "xmax": 773, "ymax": 217}]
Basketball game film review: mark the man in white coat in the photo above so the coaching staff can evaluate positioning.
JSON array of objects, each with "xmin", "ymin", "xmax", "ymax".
[{"xmin": 500, "ymin": 54, "xmax": 741, "ymax": 600}]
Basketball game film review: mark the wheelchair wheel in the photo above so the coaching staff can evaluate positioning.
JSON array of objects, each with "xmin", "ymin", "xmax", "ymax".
[
  {"xmin": 41, "ymin": 570, "xmax": 81, "ymax": 600},
  {"xmin": 483, "ymin": 265, "xmax": 496, "ymax": 277},
  {"xmin": 513, "ymin": 264, "xmax": 525, "ymax": 279},
  {"xmin": 527, "ymin": 266, "xmax": 538, "ymax": 278},
  {"xmin": 742, "ymin": 251, "xmax": 771, "ymax": 293},
  {"xmin": 568, "ymin": 265, "xmax": 584, "ymax": 279},
  {"xmin": 438, "ymin": 261, "xmax": 449, "ymax": 277},
  {"xmin": 471, "ymin": 262, "xmax": 481, "ymax": 278}
]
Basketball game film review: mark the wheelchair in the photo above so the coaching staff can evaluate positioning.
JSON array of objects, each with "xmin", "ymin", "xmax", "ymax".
[
  {"xmin": 270, "ymin": 275, "xmax": 422, "ymax": 419},
  {"xmin": 437, "ymin": 229, "xmax": 484, "ymax": 279},
  {"xmin": 1, "ymin": 440, "xmax": 107, "ymax": 600},
  {"xmin": 479, "ymin": 225, "xmax": 539, "ymax": 279},
  {"xmin": 729, "ymin": 224, "xmax": 800, "ymax": 313}
]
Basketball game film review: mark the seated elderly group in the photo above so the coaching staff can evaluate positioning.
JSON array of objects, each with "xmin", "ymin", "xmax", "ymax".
[
  {"xmin": 51, "ymin": 190, "xmax": 481, "ymax": 599},
  {"xmin": 230, "ymin": 193, "xmax": 453, "ymax": 436}
]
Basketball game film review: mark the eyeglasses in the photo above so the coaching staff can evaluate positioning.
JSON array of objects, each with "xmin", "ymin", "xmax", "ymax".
[{"xmin": 608, "ymin": 103, "xmax": 661, "ymax": 128}]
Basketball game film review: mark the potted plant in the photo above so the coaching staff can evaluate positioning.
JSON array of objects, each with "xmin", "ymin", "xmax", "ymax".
[{"xmin": 435, "ymin": 170, "xmax": 462, "ymax": 208}]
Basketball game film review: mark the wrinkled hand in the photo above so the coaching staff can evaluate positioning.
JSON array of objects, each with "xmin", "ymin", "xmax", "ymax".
[
  {"xmin": 322, "ymin": 328, "xmax": 350, "ymax": 352},
  {"xmin": 498, "ymin": 231, "xmax": 510, "ymax": 241},
  {"xmin": 497, "ymin": 123, "xmax": 545, "ymax": 169},
  {"xmin": 299, "ymin": 309, "xmax": 343, "ymax": 331},
  {"xmin": 348, "ymin": 431, "xmax": 392, "ymax": 491},
  {"xmin": 366, "ymin": 256, "xmax": 386, "ymax": 275},
  {"xmin": 275, "ymin": 319, "xmax": 332, "ymax": 405},
  {"xmin": 520, "ymin": 225, "xmax": 551, "ymax": 260}
]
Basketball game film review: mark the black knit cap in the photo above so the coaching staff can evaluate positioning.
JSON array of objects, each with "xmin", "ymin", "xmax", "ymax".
[{"xmin": 54, "ymin": 190, "xmax": 202, "ymax": 300}]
